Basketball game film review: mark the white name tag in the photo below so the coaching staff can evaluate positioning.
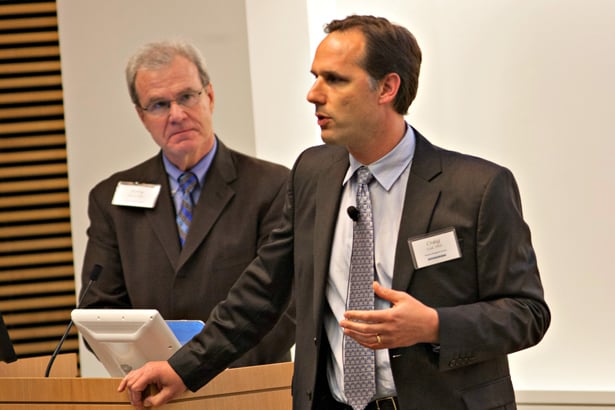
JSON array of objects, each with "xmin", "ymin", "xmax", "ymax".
[
  {"xmin": 408, "ymin": 227, "xmax": 462, "ymax": 269},
  {"xmin": 111, "ymin": 181, "xmax": 161, "ymax": 208}
]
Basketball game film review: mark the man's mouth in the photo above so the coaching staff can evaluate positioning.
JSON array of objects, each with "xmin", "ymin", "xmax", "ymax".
[
  {"xmin": 315, "ymin": 113, "xmax": 330, "ymax": 127},
  {"xmin": 168, "ymin": 129, "xmax": 193, "ymax": 139}
]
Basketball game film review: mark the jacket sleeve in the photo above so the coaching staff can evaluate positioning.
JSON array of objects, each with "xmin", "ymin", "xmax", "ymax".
[
  {"xmin": 230, "ymin": 168, "xmax": 297, "ymax": 367},
  {"xmin": 436, "ymin": 166, "xmax": 550, "ymax": 371},
  {"xmin": 168, "ymin": 175, "xmax": 296, "ymax": 391}
]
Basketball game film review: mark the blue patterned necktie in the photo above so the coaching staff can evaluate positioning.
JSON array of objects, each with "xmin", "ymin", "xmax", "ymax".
[
  {"xmin": 176, "ymin": 172, "xmax": 198, "ymax": 247},
  {"xmin": 344, "ymin": 166, "xmax": 376, "ymax": 410}
]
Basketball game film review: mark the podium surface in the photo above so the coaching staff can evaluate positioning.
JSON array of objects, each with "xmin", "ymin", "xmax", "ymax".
[{"xmin": 0, "ymin": 361, "xmax": 293, "ymax": 410}]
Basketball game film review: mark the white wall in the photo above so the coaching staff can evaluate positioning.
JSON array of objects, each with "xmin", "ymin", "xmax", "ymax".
[
  {"xmin": 327, "ymin": 0, "xmax": 615, "ymax": 392},
  {"xmin": 244, "ymin": 0, "xmax": 319, "ymax": 166},
  {"xmin": 59, "ymin": 0, "xmax": 615, "ymax": 393}
]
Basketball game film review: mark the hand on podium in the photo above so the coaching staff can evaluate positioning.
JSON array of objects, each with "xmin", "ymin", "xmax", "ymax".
[{"xmin": 118, "ymin": 361, "xmax": 187, "ymax": 408}]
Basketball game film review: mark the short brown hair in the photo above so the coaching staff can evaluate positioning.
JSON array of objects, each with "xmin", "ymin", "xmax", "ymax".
[{"xmin": 325, "ymin": 15, "xmax": 422, "ymax": 115}]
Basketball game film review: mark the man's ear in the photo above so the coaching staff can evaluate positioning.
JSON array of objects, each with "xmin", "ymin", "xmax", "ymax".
[
  {"xmin": 205, "ymin": 82, "xmax": 215, "ymax": 111},
  {"xmin": 378, "ymin": 72, "xmax": 401, "ymax": 106}
]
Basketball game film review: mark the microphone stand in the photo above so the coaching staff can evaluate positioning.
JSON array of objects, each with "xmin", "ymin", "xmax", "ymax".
[{"xmin": 45, "ymin": 264, "xmax": 102, "ymax": 377}]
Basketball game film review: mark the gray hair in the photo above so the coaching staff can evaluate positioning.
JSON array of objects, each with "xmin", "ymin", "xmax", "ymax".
[{"xmin": 125, "ymin": 40, "xmax": 211, "ymax": 106}]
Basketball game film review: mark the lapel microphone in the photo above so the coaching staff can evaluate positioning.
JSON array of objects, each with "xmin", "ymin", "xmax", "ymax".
[
  {"xmin": 44, "ymin": 264, "xmax": 103, "ymax": 377},
  {"xmin": 347, "ymin": 206, "xmax": 360, "ymax": 222}
]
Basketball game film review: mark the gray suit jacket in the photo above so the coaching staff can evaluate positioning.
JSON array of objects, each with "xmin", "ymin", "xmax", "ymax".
[
  {"xmin": 80, "ymin": 138, "xmax": 295, "ymax": 367},
  {"xmin": 170, "ymin": 131, "xmax": 550, "ymax": 409}
]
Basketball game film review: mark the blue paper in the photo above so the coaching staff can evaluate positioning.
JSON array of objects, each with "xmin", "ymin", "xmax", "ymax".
[{"xmin": 166, "ymin": 320, "xmax": 205, "ymax": 345}]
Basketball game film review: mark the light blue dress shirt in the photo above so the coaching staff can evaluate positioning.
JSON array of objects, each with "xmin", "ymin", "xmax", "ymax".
[
  {"xmin": 163, "ymin": 137, "xmax": 218, "ymax": 213},
  {"xmin": 325, "ymin": 124, "xmax": 416, "ymax": 404}
]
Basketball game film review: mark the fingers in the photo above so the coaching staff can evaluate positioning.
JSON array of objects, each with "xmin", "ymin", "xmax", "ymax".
[
  {"xmin": 342, "ymin": 324, "xmax": 385, "ymax": 349},
  {"xmin": 372, "ymin": 280, "xmax": 386, "ymax": 297},
  {"xmin": 119, "ymin": 369, "xmax": 147, "ymax": 394},
  {"xmin": 341, "ymin": 283, "xmax": 419, "ymax": 349},
  {"xmin": 117, "ymin": 361, "xmax": 187, "ymax": 408},
  {"xmin": 145, "ymin": 385, "xmax": 182, "ymax": 408},
  {"xmin": 117, "ymin": 377, "xmax": 128, "ymax": 392},
  {"xmin": 118, "ymin": 370, "xmax": 147, "ymax": 408},
  {"xmin": 372, "ymin": 281, "xmax": 398, "ymax": 303}
]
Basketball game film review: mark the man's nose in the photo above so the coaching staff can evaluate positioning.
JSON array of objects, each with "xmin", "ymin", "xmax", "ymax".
[
  {"xmin": 307, "ymin": 80, "xmax": 324, "ymax": 104},
  {"xmin": 168, "ymin": 100, "xmax": 188, "ymax": 119}
]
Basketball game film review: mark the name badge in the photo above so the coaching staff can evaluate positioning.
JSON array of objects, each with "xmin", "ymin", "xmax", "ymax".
[
  {"xmin": 111, "ymin": 181, "xmax": 161, "ymax": 208},
  {"xmin": 408, "ymin": 227, "xmax": 462, "ymax": 269}
]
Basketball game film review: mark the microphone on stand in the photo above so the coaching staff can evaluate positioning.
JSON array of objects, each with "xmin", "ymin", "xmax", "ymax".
[{"xmin": 44, "ymin": 264, "xmax": 103, "ymax": 377}]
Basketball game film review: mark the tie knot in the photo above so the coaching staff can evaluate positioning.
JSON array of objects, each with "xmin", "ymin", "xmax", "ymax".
[
  {"xmin": 178, "ymin": 172, "xmax": 198, "ymax": 194},
  {"xmin": 356, "ymin": 166, "xmax": 373, "ymax": 185}
]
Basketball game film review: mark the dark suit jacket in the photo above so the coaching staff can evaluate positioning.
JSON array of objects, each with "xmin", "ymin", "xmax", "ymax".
[
  {"xmin": 80, "ymin": 138, "xmax": 295, "ymax": 367},
  {"xmin": 169, "ymin": 131, "xmax": 550, "ymax": 409}
]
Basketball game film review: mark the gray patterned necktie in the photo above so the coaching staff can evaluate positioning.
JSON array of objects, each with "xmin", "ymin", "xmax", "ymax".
[
  {"xmin": 176, "ymin": 172, "xmax": 198, "ymax": 247},
  {"xmin": 343, "ymin": 166, "xmax": 376, "ymax": 410}
]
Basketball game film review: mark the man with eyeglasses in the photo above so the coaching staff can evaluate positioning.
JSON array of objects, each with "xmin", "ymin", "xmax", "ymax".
[{"xmin": 78, "ymin": 40, "xmax": 295, "ymax": 369}]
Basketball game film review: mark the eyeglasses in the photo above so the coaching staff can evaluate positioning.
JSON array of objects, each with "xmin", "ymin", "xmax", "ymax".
[{"xmin": 140, "ymin": 88, "xmax": 204, "ymax": 117}]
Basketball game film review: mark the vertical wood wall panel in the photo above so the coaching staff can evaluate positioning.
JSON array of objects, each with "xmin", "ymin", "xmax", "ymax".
[{"xmin": 0, "ymin": 0, "xmax": 77, "ymax": 360}]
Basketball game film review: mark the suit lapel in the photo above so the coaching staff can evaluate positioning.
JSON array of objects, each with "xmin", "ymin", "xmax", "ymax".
[
  {"xmin": 392, "ymin": 132, "xmax": 443, "ymax": 292},
  {"xmin": 312, "ymin": 148, "xmax": 349, "ymax": 327},
  {"xmin": 176, "ymin": 141, "xmax": 236, "ymax": 272},
  {"xmin": 142, "ymin": 154, "xmax": 182, "ymax": 269},
  {"xmin": 308, "ymin": 135, "xmax": 444, "ymax": 308},
  {"xmin": 308, "ymin": 134, "xmax": 441, "ymax": 327}
]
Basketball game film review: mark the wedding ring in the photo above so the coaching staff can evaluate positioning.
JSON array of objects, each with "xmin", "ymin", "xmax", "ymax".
[{"xmin": 376, "ymin": 334, "xmax": 382, "ymax": 344}]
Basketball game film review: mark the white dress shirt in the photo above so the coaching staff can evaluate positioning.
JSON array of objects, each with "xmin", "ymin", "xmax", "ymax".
[{"xmin": 325, "ymin": 124, "xmax": 416, "ymax": 404}]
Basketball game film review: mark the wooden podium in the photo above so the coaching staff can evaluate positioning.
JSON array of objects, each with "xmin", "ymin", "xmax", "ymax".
[{"xmin": 0, "ymin": 359, "xmax": 293, "ymax": 410}]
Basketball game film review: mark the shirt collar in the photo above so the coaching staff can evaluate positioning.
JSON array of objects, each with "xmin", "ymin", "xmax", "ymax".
[
  {"xmin": 162, "ymin": 137, "xmax": 218, "ymax": 187},
  {"xmin": 344, "ymin": 123, "xmax": 416, "ymax": 191}
]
